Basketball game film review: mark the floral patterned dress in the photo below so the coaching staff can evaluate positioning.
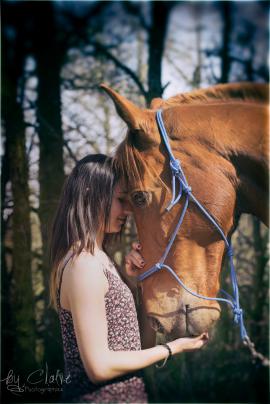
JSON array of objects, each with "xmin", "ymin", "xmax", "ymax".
[{"xmin": 57, "ymin": 253, "xmax": 148, "ymax": 403}]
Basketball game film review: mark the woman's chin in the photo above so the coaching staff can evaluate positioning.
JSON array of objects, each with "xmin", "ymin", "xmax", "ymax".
[{"xmin": 106, "ymin": 225, "xmax": 123, "ymax": 234}]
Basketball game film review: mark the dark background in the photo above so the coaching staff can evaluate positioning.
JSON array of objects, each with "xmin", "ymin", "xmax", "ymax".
[{"xmin": 1, "ymin": 1, "xmax": 269, "ymax": 403}]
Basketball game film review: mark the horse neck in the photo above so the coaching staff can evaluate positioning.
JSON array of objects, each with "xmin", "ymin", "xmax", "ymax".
[
  {"xmin": 213, "ymin": 102, "xmax": 268, "ymax": 224},
  {"xmin": 172, "ymin": 101, "xmax": 268, "ymax": 225},
  {"xmin": 229, "ymin": 141, "xmax": 268, "ymax": 225}
]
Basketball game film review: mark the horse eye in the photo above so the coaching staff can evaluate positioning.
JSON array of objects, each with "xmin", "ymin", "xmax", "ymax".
[{"xmin": 131, "ymin": 191, "xmax": 151, "ymax": 208}]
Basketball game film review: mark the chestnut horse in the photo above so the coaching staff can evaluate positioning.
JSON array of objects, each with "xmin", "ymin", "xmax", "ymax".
[{"xmin": 101, "ymin": 82, "xmax": 268, "ymax": 339}]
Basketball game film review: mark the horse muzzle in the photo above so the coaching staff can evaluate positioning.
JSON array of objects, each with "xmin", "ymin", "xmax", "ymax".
[{"xmin": 148, "ymin": 301, "xmax": 221, "ymax": 338}]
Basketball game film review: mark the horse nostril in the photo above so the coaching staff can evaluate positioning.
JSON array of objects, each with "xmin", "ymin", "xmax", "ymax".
[
  {"xmin": 148, "ymin": 316, "xmax": 159, "ymax": 331},
  {"xmin": 148, "ymin": 316, "xmax": 164, "ymax": 332}
]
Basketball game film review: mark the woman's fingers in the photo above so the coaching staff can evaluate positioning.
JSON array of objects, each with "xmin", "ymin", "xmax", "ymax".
[
  {"xmin": 128, "ymin": 249, "xmax": 145, "ymax": 268},
  {"xmin": 195, "ymin": 332, "xmax": 208, "ymax": 340},
  {"xmin": 125, "ymin": 258, "xmax": 133, "ymax": 271},
  {"xmin": 125, "ymin": 257, "xmax": 141, "ymax": 277},
  {"xmin": 193, "ymin": 333, "xmax": 209, "ymax": 349},
  {"xmin": 172, "ymin": 332, "xmax": 210, "ymax": 354},
  {"xmin": 131, "ymin": 241, "xmax": 141, "ymax": 251},
  {"xmin": 125, "ymin": 241, "xmax": 145, "ymax": 277}
]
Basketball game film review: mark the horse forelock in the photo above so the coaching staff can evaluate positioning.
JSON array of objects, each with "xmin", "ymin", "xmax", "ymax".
[
  {"xmin": 114, "ymin": 131, "xmax": 168, "ymax": 192},
  {"xmin": 151, "ymin": 82, "xmax": 268, "ymax": 109},
  {"xmin": 115, "ymin": 133, "xmax": 152, "ymax": 191}
]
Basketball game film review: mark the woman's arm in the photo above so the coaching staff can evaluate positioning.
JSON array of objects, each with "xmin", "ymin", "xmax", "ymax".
[{"xmin": 68, "ymin": 253, "xmax": 208, "ymax": 384}]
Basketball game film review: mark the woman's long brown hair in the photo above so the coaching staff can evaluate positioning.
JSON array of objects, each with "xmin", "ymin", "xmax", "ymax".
[{"xmin": 49, "ymin": 154, "xmax": 121, "ymax": 309}]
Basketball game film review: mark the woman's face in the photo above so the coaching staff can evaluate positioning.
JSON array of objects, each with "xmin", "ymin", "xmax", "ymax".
[{"xmin": 106, "ymin": 182, "xmax": 132, "ymax": 233}]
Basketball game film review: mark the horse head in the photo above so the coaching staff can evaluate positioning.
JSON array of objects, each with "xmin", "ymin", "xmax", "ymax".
[{"xmin": 101, "ymin": 83, "xmax": 268, "ymax": 339}]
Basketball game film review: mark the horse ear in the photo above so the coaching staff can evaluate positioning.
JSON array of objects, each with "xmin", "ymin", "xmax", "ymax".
[{"xmin": 100, "ymin": 83, "xmax": 155, "ymax": 136}]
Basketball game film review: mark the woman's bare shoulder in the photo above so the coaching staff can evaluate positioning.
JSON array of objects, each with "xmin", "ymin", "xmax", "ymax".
[
  {"xmin": 71, "ymin": 251, "xmax": 102, "ymax": 269},
  {"xmin": 67, "ymin": 252, "xmax": 108, "ymax": 297}
]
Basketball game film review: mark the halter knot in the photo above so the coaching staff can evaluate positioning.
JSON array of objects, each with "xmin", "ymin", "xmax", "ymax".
[
  {"xmin": 227, "ymin": 247, "xmax": 234, "ymax": 257},
  {"xmin": 155, "ymin": 263, "xmax": 162, "ymax": 270},
  {"xmin": 170, "ymin": 159, "xmax": 181, "ymax": 175},
  {"xmin": 233, "ymin": 307, "xmax": 243, "ymax": 323},
  {"xmin": 182, "ymin": 183, "xmax": 192, "ymax": 194}
]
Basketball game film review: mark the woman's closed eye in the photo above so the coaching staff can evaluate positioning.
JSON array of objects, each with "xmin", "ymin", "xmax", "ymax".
[{"xmin": 118, "ymin": 197, "xmax": 130, "ymax": 206}]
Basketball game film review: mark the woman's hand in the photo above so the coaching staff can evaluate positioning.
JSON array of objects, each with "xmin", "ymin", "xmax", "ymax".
[
  {"xmin": 169, "ymin": 332, "xmax": 209, "ymax": 355},
  {"xmin": 125, "ymin": 242, "xmax": 145, "ymax": 277}
]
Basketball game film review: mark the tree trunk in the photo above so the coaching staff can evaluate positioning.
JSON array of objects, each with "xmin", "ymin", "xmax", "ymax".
[
  {"xmin": 147, "ymin": 1, "xmax": 174, "ymax": 104},
  {"xmin": 220, "ymin": 2, "xmax": 232, "ymax": 83},
  {"xmin": 33, "ymin": 2, "xmax": 66, "ymax": 369},
  {"xmin": 2, "ymin": 2, "xmax": 36, "ymax": 374}
]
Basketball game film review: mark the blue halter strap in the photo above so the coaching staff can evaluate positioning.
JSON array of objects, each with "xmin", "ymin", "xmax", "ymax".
[{"xmin": 137, "ymin": 109, "xmax": 248, "ymax": 341}]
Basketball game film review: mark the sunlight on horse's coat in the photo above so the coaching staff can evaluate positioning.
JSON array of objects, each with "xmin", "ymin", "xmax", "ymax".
[{"xmin": 101, "ymin": 82, "xmax": 269, "ymax": 338}]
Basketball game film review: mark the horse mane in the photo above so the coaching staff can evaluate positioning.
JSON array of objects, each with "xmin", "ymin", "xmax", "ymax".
[{"xmin": 151, "ymin": 82, "xmax": 268, "ymax": 109}]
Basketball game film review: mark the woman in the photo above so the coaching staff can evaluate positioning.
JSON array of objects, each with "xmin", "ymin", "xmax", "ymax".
[{"xmin": 50, "ymin": 154, "xmax": 208, "ymax": 403}]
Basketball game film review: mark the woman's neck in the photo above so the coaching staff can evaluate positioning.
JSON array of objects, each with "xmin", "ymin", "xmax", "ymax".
[{"xmin": 95, "ymin": 231, "xmax": 104, "ymax": 252}]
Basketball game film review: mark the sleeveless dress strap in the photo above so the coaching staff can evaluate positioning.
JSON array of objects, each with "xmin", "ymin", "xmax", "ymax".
[{"xmin": 57, "ymin": 251, "xmax": 74, "ymax": 309}]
